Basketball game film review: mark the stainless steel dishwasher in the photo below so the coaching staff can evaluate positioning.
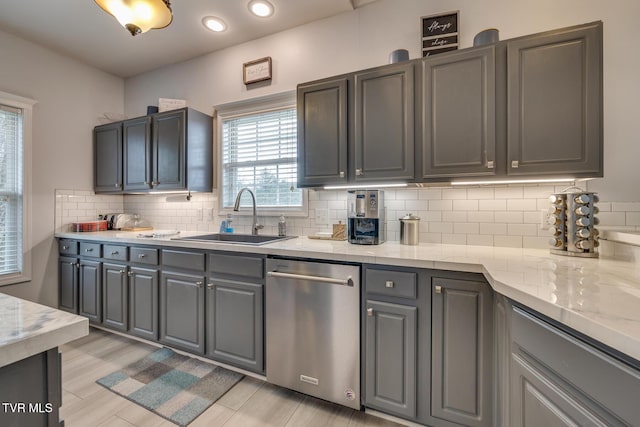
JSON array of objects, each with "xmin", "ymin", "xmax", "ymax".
[{"xmin": 266, "ymin": 258, "xmax": 360, "ymax": 409}]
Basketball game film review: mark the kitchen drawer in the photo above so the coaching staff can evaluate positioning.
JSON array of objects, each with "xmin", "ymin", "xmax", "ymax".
[
  {"xmin": 208, "ymin": 253, "xmax": 264, "ymax": 280},
  {"xmin": 130, "ymin": 247, "xmax": 159, "ymax": 265},
  {"xmin": 512, "ymin": 305, "xmax": 640, "ymax": 425},
  {"xmin": 162, "ymin": 249, "xmax": 205, "ymax": 271},
  {"xmin": 365, "ymin": 267, "xmax": 417, "ymax": 299},
  {"xmin": 103, "ymin": 244, "xmax": 127, "ymax": 261},
  {"xmin": 58, "ymin": 239, "xmax": 78, "ymax": 256},
  {"xmin": 79, "ymin": 242, "xmax": 101, "ymax": 258}
]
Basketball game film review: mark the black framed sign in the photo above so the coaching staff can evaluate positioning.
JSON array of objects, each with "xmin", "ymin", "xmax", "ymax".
[{"xmin": 421, "ymin": 11, "xmax": 459, "ymax": 57}]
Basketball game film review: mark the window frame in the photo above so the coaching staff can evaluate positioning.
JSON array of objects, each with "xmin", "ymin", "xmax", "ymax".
[
  {"xmin": 216, "ymin": 91, "xmax": 308, "ymax": 217},
  {"xmin": 0, "ymin": 91, "xmax": 35, "ymax": 286}
]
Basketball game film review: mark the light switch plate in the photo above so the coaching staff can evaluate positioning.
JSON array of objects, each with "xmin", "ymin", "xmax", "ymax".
[{"xmin": 315, "ymin": 209, "xmax": 329, "ymax": 225}]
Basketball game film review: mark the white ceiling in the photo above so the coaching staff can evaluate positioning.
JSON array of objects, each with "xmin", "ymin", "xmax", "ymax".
[{"xmin": 0, "ymin": 0, "xmax": 378, "ymax": 78}]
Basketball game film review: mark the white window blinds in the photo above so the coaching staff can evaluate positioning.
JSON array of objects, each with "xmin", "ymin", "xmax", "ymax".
[
  {"xmin": 221, "ymin": 107, "xmax": 302, "ymax": 209},
  {"xmin": 0, "ymin": 104, "xmax": 23, "ymax": 276}
]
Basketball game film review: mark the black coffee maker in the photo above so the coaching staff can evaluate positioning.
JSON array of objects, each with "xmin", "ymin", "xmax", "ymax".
[{"xmin": 347, "ymin": 190, "xmax": 385, "ymax": 245}]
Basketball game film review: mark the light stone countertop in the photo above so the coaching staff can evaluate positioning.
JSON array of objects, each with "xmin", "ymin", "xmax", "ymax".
[
  {"xmin": 56, "ymin": 230, "xmax": 640, "ymax": 362},
  {"xmin": 0, "ymin": 293, "xmax": 88, "ymax": 368}
]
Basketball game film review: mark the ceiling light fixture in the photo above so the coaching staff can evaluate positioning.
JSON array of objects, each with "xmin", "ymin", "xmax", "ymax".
[
  {"xmin": 95, "ymin": 0, "xmax": 173, "ymax": 36},
  {"xmin": 202, "ymin": 16, "xmax": 227, "ymax": 32},
  {"xmin": 248, "ymin": 0, "xmax": 274, "ymax": 17}
]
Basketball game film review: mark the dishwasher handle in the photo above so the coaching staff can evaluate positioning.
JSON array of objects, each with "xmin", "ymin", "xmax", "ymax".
[{"xmin": 267, "ymin": 271, "xmax": 353, "ymax": 287}]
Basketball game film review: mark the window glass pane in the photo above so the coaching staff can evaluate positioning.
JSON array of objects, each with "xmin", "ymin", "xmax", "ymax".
[
  {"xmin": 0, "ymin": 104, "xmax": 23, "ymax": 275},
  {"xmin": 221, "ymin": 107, "xmax": 301, "ymax": 209}
]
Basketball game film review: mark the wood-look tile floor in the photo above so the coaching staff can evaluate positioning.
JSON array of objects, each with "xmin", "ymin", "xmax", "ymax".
[{"xmin": 60, "ymin": 328, "xmax": 405, "ymax": 427}]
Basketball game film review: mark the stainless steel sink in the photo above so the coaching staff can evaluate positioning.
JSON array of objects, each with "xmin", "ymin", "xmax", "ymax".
[{"xmin": 172, "ymin": 233, "xmax": 296, "ymax": 245}]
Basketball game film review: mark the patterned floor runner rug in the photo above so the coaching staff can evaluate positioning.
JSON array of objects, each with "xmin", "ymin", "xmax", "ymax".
[{"xmin": 97, "ymin": 347, "xmax": 244, "ymax": 426}]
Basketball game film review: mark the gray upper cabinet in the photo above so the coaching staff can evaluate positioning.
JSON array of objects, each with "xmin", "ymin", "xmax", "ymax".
[
  {"xmin": 94, "ymin": 107, "xmax": 213, "ymax": 194},
  {"xmin": 123, "ymin": 116, "xmax": 152, "ymax": 191},
  {"xmin": 297, "ymin": 77, "xmax": 350, "ymax": 187},
  {"xmin": 507, "ymin": 21, "xmax": 603, "ymax": 177},
  {"xmin": 431, "ymin": 277, "xmax": 493, "ymax": 427},
  {"xmin": 94, "ymin": 122, "xmax": 122, "ymax": 193},
  {"xmin": 354, "ymin": 62, "xmax": 416, "ymax": 182},
  {"xmin": 422, "ymin": 46, "xmax": 497, "ymax": 178}
]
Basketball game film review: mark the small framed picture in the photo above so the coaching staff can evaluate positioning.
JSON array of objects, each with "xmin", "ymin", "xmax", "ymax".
[
  {"xmin": 243, "ymin": 57, "xmax": 272, "ymax": 85},
  {"xmin": 421, "ymin": 11, "xmax": 459, "ymax": 57}
]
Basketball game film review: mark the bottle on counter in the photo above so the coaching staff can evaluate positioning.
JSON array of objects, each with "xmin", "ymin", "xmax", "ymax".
[
  {"xmin": 278, "ymin": 214, "xmax": 287, "ymax": 237},
  {"xmin": 225, "ymin": 213, "xmax": 234, "ymax": 233}
]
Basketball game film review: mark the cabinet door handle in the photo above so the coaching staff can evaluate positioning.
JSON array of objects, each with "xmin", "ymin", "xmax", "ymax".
[
  {"xmin": 195, "ymin": 281, "xmax": 203, "ymax": 288},
  {"xmin": 152, "ymin": 181, "xmax": 159, "ymax": 186},
  {"xmin": 367, "ymin": 307, "xmax": 374, "ymax": 317},
  {"xmin": 207, "ymin": 283, "xmax": 214, "ymax": 290},
  {"xmin": 115, "ymin": 183, "xmax": 121, "ymax": 188},
  {"xmin": 355, "ymin": 169, "xmax": 363, "ymax": 176},
  {"xmin": 119, "ymin": 269, "xmax": 126, "ymax": 275},
  {"xmin": 127, "ymin": 271, "xmax": 134, "ymax": 277},
  {"xmin": 511, "ymin": 160, "xmax": 519, "ymax": 168},
  {"xmin": 435, "ymin": 285, "xmax": 442, "ymax": 294},
  {"xmin": 385, "ymin": 280, "xmax": 394, "ymax": 288},
  {"xmin": 75, "ymin": 262, "xmax": 80, "ymax": 269},
  {"xmin": 487, "ymin": 160, "xmax": 494, "ymax": 169},
  {"xmin": 339, "ymin": 171, "xmax": 345, "ymax": 178}
]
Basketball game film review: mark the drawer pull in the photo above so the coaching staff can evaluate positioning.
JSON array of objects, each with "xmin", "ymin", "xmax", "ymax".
[
  {"xmin": 138, "ymin": 254, "xmax": 146, "ymax": 258},
  {"xmin": 127, "ymin": 271, "xmax": 134, "ymax": 277},
  {"xmin": 85, "ymin": 248, "xmax": 93, "ymax": 252},
  {"xmin": 62, "ymin": 245, "xmax": 69, "ymax": 250},
  {"xmin": 385, "ymin": 280, "xmax": 394, "ymax": 288},
  {"xmin": 435, "ymin": 285, "xmax": 442, "ymax": 294},
  {"xmin": 111, "ymin": 250, "xmax": 119, "ymax": 255},
  {"xmin": 367, "ymin": 308, "xmax": 374, "ymax": 317}
]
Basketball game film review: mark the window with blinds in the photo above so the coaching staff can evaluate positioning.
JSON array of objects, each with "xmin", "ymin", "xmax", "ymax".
[
  {"xmin": 0, "ymin": 104, "xmax": 23, "ymax": 276},
  {"xmin": 221, "ymin": 106, "xmax": 303, "ymax": 210}
]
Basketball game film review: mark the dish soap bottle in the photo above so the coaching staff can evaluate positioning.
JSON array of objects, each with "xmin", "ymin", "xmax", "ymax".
[
  {"xmin": 225, "ymin": 213, "xmax": 234, "ymax": 233},
  {"xmin": 278, "ymin": 214, "xmax": 287, "ymax": 237}
]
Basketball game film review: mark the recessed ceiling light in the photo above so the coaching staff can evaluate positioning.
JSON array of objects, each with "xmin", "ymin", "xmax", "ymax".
[
  {"xmin": 248, "ymin": 0, "xmax": 274, "ymax": 17},
  {"xmin": 202, "ymin": 16, "xmax": 227, "ymax": 32}
]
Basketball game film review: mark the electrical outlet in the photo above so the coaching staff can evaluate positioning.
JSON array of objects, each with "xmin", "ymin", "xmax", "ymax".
[
  {"xmin": 206, "ymin": 208, "xmax": 214, "ymax": 221},
  {"xmin": 539, "ymin": 209, "xmax": 551, "ymax": 230},
  {"xmin": 315, "ymin": 209, "xmax": 329, "ymax": 225},
  {"xmin": 196, "ymin": 208, "xmax": 203, "ymax": 221}
]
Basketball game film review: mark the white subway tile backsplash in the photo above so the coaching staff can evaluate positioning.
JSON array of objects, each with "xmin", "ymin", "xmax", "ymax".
[
  {"xmin": 54, "ymin": 184, "xmax": 640, "ymax": 249},
  {"xmin": 453, "ymin": 200, "xmax": 479, "ymax": 211}
]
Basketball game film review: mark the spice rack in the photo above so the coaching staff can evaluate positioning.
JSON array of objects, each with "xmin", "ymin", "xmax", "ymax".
[{"xmin": 548, "ymin": 189, "xmax": 600, "ymax": 258}]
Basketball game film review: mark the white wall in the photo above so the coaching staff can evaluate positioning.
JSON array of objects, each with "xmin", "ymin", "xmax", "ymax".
[
  {"xmin": 125, "ymin": 0, "xmax": 640, "ymax": 203},
  {"xmin": 0, "ymin": 29, "xmax": 124, "ymax": 306}
]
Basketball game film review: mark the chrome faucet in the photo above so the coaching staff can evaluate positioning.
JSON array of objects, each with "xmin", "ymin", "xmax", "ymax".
[{"xmin": 233, "ymin": 188, "xmax": 264, "ymax": 235}]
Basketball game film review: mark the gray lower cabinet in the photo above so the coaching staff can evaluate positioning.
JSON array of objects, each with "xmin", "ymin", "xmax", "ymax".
[
  {"xmin": 510, "ymin": 304, "xmax": 640, "ymax": 426},
  {"xmin": 354, "ymin": 62, "xmax": 415, "ymax": 182},
  {"xmin": 421, "ymin": 45, "xmax": 496, "ymax": 178},
  {"xmin": 206, "ymin": 279, "xmax": 264, "ymax": 373},
  {"xmin": 58, "ymin": 256, "xmax": 78, "ymax": 314},
  {"xmin": 431, "ymin": 277, "xmax": 493, "ymax": 427},
  {"xmin": 78, "ymin": 259, "xmax": 102, "ymax": 324},
  {"xmin": 0, "ymin": 348, "xmax": 61, "ymax": 427},
  {"xmin": 128, "ymin": 266, "xmax": 159, "ymax": 341},
  {"xmin": 160, "ymin": 269, "xmax": 206, "ymax": 354},
  {"xmin": 94, "ymin": 121, "xmax": 123, "ymax": 193},
  {"xmin": 297, "ymin": 77, "xmax": 350, "ymax": 187},
  {"xmin": 206, "ymin": 252, "xmax": 265, "ymax": 374},
  {"xmin": 506, "ymin": 21, "xmax": 602, "ymax": 177},
  {"xmin": 365, "ymin": 299, "xmax": 417, "ymax": 419},
  {"xmin": 102, "ymin": 262, "xmax": 128, "ymax": 332}
]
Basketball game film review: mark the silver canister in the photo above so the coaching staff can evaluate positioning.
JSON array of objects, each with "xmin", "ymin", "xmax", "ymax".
[{"xmin": 399, "ymin": 213, "xmax": 420, "ymax": 245}]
